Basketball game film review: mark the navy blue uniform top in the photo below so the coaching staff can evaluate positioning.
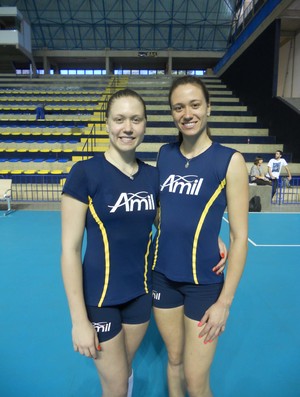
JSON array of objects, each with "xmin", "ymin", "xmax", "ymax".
[
  {"xmin": 153, "ymin": 142, "xmax": 235, "ymax": 285},
  {"xmin": 63, "ymin": 154, "xmax": 159, "ymax": 307}
]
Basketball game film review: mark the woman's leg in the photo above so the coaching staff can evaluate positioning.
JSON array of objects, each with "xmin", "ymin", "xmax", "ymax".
[
  {"xmin": 153, "ymin": 306, "xmax": 186, "ymax": 397},
  {"xmin": 89, "ymin": 295, "xmax": 150, "ymax": 397},
  {"xmin": 123, "ymin": 321, "xmax": 150, "ymax": 367},
  {"xmin": 93, "ymin": 322, "xmax": 149, "ymax": 396},
  {"xmin": 93, "ymin": 330, "xmax": 129, "ymax": 397},
  {"xmin": 120, "ymin": 293, "xmax": 152, "ymax": 395},
  {"xmin": 123, "ymin": 321, "xmax": 150, "ymax": 397},
  {"xmin": 256, "ymin": 179, "xmax": 272, "ymax": 186},
  {"xmin": 183, "ymin": 316, "xmax": 218, "ymax": 397}
]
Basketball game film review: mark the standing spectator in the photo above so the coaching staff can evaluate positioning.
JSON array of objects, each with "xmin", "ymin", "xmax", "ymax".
[
  {"xmin": 266, "ymin": 150, "xmax": 292, "ymax": 197},
  {"xmin": 249, "ymin": 157, "xmax": 272, "ymax": 186}
]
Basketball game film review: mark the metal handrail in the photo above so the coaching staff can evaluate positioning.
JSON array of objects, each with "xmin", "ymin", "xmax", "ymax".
[
  {"xmin": 274, "ymin": 177, "xmax": 300, "ymax": 205},
  {"xmin": 80, "ymin": 76, "xmax": 125, "ymax": 159},
  {"xmin": 81, "ymin": 123, "xmax": 96, "ymax": 160}
]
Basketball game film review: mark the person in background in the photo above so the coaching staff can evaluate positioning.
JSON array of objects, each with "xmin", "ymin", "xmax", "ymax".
[
  {"xmin": 249, "ymin": 157, "xmax": 272, "ymax": 186},
  {"xmin": 35, "ymin": 103, "xmax": 45, "ymax": 120},
  {"xmin": 152, "ymin": 76, "xmax": 249, "ymax": 397},
  {"xmin": 266, "ymin": 150, "xmax": 292, "ymax": 197}
]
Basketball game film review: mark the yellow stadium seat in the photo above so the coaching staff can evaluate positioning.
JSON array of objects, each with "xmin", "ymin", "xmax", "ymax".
[
  {"xmin": 24, "ymin": 170, "xmax": 36, "ymax": 174},
  {"xmin": 37, "ymin": 170, "xmax": 50, "ymax": 175},
  {"xmin": 51, "ymin": 170, "xmax": 63, "ymax": 174},
  {"xmin": 11, "ymin": 170, "xmax": 24, "ymax": 174}
]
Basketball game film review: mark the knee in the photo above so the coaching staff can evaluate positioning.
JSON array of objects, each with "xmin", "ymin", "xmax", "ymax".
[
  {"xmin": 167, "ymin": 350, "xmax": 183, "ymax": 368},
  {"xmin": 101, "ymin": 378, "xmax": 128, "ymax": 397},
  {"xmin": 185, "ymin": 373, "xmax": 211, "ymax": 397}
]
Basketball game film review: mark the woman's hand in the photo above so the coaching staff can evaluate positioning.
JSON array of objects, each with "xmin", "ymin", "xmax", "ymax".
[
  {"xmin": 197, "ymin": 300, "xmax": 230, "ymax": 343},
  {"xmin": 212, "ymin": 237, "xmax": 227, "ymax": 275},
  {"xmin": 72, "ymin": 320, "xmax": 101, "ymax": 359}
]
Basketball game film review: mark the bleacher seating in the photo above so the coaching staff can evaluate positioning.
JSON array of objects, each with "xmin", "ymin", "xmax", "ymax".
[{"xmin": 0, "ymin": 74, "xmax": 299, "ymax": 203}]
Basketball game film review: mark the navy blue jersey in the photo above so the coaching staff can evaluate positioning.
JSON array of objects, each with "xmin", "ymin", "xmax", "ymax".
[
  {"xmin": 153, "ymin": 142, "xmax": 235, "ymax": 285},
  {"xmin": 63, "ymin": 154, "xmax": 159, "ymax": 307}
]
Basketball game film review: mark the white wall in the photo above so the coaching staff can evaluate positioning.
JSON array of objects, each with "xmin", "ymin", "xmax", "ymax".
[
  {"xmin": 278, "ymin": 31, "xmax": 300, "ymax": 97},
  {"xmin": 0, "ymin": 30, "xmax": 18, "ymax": 45},
  {"xmin": 294, "ymin": 32, "xmax": 300, "ymax": 97},
  {"xmin": 0, "ymin": 6, "xmax": 32, "ymax": 54},
  {"xmin": 18, "ymin": 19, "xmax": 32, "ymax": 53}
]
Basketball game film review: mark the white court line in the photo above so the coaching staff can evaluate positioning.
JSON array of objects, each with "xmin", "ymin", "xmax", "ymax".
[{"xmin": 222, "ymin": 216, "xmax": 300, "ymax": 247}]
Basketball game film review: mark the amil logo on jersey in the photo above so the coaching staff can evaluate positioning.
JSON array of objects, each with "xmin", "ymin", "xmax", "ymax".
[
  {"xmin": 92, "ymin": 321, "xmax": 112, "ymax": 333},
  {"xmin": 108, "ymin": 191, "xmax": 155, "ymax": 213},
  {"xmin": 160, "ymin": 174, "xmax": 203, "ymax": 195},
  {"xmin": 152, "ymin": 290, "xmax": 161, "ymax": 300}
]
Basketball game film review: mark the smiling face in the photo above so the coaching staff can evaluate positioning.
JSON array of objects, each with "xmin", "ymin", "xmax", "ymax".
[
  {"xmin": 106, "ymin": 95, "xmax": 146, "ymax": 154},
  {"xmin": 170, "ymin": 83, "xmax": 210, "ymax": 139}
]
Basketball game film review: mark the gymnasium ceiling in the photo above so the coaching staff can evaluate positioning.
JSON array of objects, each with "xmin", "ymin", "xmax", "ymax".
[
  {"xmin": 0, "ymin": 0, "xmax": 237, "ymax": 51},
  {"xmin": 0, "ymin": 0, "xmax": 300, "ymax": 71}
]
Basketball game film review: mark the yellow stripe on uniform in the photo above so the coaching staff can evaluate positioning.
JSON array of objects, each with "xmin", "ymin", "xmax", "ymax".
[
  {"xmin": 192, "ymin": 178, "xmax": 227, "ymax": 284},
  {"xmin": 143, "ymin": 231, "xmax": 153, "ymax": 293},
  {"xmin": 88, "ymin": 196, "xmax": 110, "ymax": 307},
  {"xmin": 152, "ymin": 206, "xmax": 161, "ymax": 270}
]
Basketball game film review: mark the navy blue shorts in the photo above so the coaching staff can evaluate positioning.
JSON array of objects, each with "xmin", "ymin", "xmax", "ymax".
[
  {"xmin": 152, "ymin": 271, "xmax": 223, "ymax": 321},
  {"xmin": 86, "ymin": 293, "xmax": 152, "ymax": 342}
]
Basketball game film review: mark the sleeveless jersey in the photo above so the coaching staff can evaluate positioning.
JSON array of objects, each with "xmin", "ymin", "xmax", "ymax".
[
  {"xmin": 153, "ymin": 142, "xmax": 235, "ymax": 285},
  {"xmin": 63, "ymin": 154, "xmax": 159, "ymax": 307}
]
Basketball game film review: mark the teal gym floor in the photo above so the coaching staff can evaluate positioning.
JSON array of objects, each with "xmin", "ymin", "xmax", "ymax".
[{"xmin": 1, "ymin": 210, "xmax": 299, "ymax": 397}]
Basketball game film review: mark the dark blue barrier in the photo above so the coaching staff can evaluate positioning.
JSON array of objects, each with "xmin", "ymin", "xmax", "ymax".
[
  {"xmin": 273, "ymin": 177, "xmax": 300, "ymax": 205},
  {"xmin": 1, "ymin": 174, "xmax": 67, "ymax": 202}
]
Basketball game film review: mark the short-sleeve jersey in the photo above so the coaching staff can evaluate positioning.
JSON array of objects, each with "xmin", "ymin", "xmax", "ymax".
[
  {"xmin": 266, "ymin": 158, "xmax": 287, "ymax": 179},
  {"xmin": 153, "ymin": 142, "xmax": 235, "ymax": 285},
  {"xmin": 63, "ymin": 154, "xmax": 159, "ymax": 307}
]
